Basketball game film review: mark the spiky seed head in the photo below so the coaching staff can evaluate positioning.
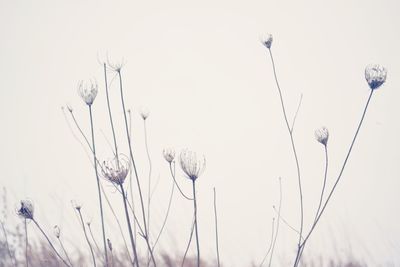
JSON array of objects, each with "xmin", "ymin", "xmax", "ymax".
[
  {"xmin": 315, "ymin": 127, "xmax": 329, "ymax": 146},
  {"xmin": 17, "ymin": 200, "xmax": 34, "ymax": 220},
  {"xmin": 102, "ymin": 155, "xmax": 130, "ymax": 185},
  {"xmin": 163, "ymin": 148, "xmax": 175, "ymax": 163},
  {"xmin": 78, "ymin": 80, "xmax": 98, "ymax": 106},
  {"xmin": 261, "ymin": 34, "xmax": 273, "ymax": 49},
  {"xmin": 54, "ymin": 225, "xmax": 61, "ymax": 238},
  {"xmin": 179, "ymin": 149, "xmax": 206, "ymax": 181},
  {"xmin": 365, "ymin": 64, "xmax": 387, "ymax": 90}
]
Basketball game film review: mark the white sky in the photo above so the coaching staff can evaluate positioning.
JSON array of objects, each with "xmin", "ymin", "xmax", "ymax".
[{"xmin": 1, "ymin": 0, "xmax": 400, "ymax": 266}]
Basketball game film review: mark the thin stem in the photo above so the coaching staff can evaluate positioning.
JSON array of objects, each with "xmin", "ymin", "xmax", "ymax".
[
  {"xmin": 294, "ymin": 89, "xmax": 375, "ymax": 266},
  {"xmin": 128, "ymin": 110, "xmax": 137, "ymax": 245},
  {"xmin": 313, "ymin": 145, "xmax": 329, "ymax": 223},
  {"xmin": 87, "ymin": 223, "xmax": 101, "ymax": 256},
  {"xmin": 32, "ymin": 219, "xmax": 71, "ymax": 267},
  {"xmin": 88, "ymin": 105, "xmax": 109, "ymax": 267},
  {"xmin": 169, "ymin": 163, "xmax": 193, "ymax": 200},
  {"xmin": 259, "ymin": 218, "xmax": 275, "ymax": 267},
  {"xmin": 273, "ymin": 207, "xmax": 302, "ymax": 240},
  {"xmin": 1, "ymin": 222, "xmax": 16, "ymax": 267},
  {"xmin": 268, "ymin": 178, "xmax": 282, "ymax": 267},
  {"xmin": 267, "ymin": 48, "xmax": 304, "ymax": 248},
  {"xmin": 103, "ymin": 63, "xmax": 120, "ymax": 166},
  {"xmin": 25, "ymin": 219, "xmax": 28, "ymax": 267},
  {"xmin": 143, "ymin": 119, "xmax": 152, "ymax": 266},
  {"xmin": 213, "ymin": 188, "xmax": 221, "ymax": 267},
  {"xmin": 290, "ymin": 94, "xmax": 303, "ymax": 133},
  {"xmin": 58, "ymin": 238, "xmax": 74, "ymax": 267},
  {"xmin": 181, "ymin": 215, "xmax": 195, "ymax": 267},
  {"xmin": 117, "ymin": 70, "xmax": 156, "ymax": 267},
  {"xmin": 151, "ymin": 175, "xmax": 175, "ymax": 252},
  {"xmin": 77, "ymin": 210, "xmax": 97, "ymax": 267},
  {"xmin": 192, "ymin": 180, "xmax": 200, "ymax": 267},
  {"xmin": 120, "ymin": 184, "xmax": 139, "ymax": 267}
]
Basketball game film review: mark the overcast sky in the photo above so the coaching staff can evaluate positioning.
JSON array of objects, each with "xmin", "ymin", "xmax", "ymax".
[{"xmin": 1, "ymin": 0, "xmax": 399, "ymax": 266}]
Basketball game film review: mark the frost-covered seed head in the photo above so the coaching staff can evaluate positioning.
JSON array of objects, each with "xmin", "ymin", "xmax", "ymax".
[
  {"xmin": 365, "ymin": 64, "xmax": 387, "ymax": 90},
  {"xmin": 17, "ymin": 200, "xmax": 34, "ymax": 220},
  {"xmin": 140, "ymin": 107, "xmax": 150, "ymax": 120},
  {"xmin": 315, "ymin": 127, "xmax": 329, "ymax": 146},
  {"xmin": 163, "ymin": 148, "xmax": 175, "ymax": 163},
  {"xmin": 54, "ymin": 225, "xmax": 61, "ymax": 238},
  {"xmin": 78, "ymin": 80, "xmax": 98, "ymax": 106},
  {"xmin": 261, "ymin": 34, "xmax": 273, "ymax": 49},
  {"xmin": 180, "ymin": 149, "xmax": 206, "ymax": 181},
  {"xmin": 102, "ymin": 155, "xmax": 130, "ymax": 185}
]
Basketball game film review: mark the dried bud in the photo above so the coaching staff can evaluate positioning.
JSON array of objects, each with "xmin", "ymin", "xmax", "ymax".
[
  {"xmin": 163, "ymin": 148, "xmax": 175, "ymax": 163},
  {"xmin": 315, "ymin": 127, "xmax": 329, "ymax": 146},
  {"xmin": 54, "ymin": 225, "xmax": 61, "ymax": 238},
  {"xmin": 107, "ymin": 238, "xmax": 113, "ymax": 251},
  {"xmin": 17, "ymin": 200, "xmax": 34, "ymax": 220},
  {"xmin": 261, "ymin": 34, "xmax": 273, "ymax": 49},
  {"xmin": 71, "ymin": 200, "xmax": 82, "ymax": 211},
  {"xmin": 140, "ymin": 107, "xmax": 150, "ymax": 120},
  {"xmin": 365, "ymin": 64, "xmax": 387, "ymax": 90},
  {"xmin": 78, "ymin": 80, "xmax": 98, "ymax": 106}
]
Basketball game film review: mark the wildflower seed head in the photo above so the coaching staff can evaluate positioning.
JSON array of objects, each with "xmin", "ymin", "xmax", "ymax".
[
  {"xmin": 261, "ymin": 34, "xmax": 273, "ymax": 49},
  {"xmin": 315, "ymin": 126, "xmax": 329, "ymax": 146},
  {"xmin": 17, "ymin": 199, "xmax": 34, "ymax": 220},
  {"xmin": 78, "ymin": 80, "xmax": 98, "ymax": 106},
  {"xmin": 54, "ymin": 225, "xmax": 61, "ymax": 238},
  {"xmin": 163, "ymin": 148, "xmax": 175, "ymax": 163},
  {"xmin": 179, "ymin": 149, "xmax": 206, "ymax": 181},
  {"xmin": 365, "ymin": 64, "xmax": 387, "ymax": 90},
  {"xmin": 139, "ymin": 107, "xmax": 150, "ymax": 120},
  {"xmin": 102, "ymin": 155, "xmax": 130, "ymax": 185},
  {"xmin": 66, "ymin": 104, "xmax": 73, "ymax": 113}
]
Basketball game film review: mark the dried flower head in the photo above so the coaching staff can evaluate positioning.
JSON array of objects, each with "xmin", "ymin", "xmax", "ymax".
[
  {"xmin": 180, "ymin": 149, "xmax": 206, "ymax": 181},
  {"xmin": 261, "ymin": 34, "xmax": 273, "ymax": 49},
  {"xmin": 102, "ymin": 155, "xmax": 130, "ymax": 185},
  {"xmin": 106, "ymin": 57, "xmax": 126, "ymax": 72},
  {"xmin": 78, "ymin": 80, "xmax": 98, "ymax": 106},
  {"xmin": 163, "ymin": 148, "xmax": 175, "ymax": 163},
  {"xmin": 315, "ymin": 127, "xmax": 329, "ymax": 146},
  {"xmin": 54, "ymin": 225, "xmax": 61, "ymax": 238},
  {"xmin": 365, "ymin": 64, "xmax": 387, "ymax": 90},
  {"xmin": 139, "ymin": 107, "xmax": 150, "ymax": 120},
  {"xmin": 17, "ymin": 200, "xmax": 34, "ymax": 220}
]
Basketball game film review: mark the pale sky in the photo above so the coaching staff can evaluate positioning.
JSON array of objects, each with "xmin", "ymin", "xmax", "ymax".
[{"xmin": 1, "ymin": 0, "xmax": 400, "ymax": 266}]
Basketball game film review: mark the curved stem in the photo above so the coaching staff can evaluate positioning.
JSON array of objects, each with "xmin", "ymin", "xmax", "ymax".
[
  {"xmin": 89, "ymin": 105, "xmax": 109, "ymax": 267},
  {"xmin": 181, "ymin": 215, "xmax": 195, "ymax": 267},
  {"xmin": 143, "ymin": 119, "xmax": 152, "ymax": 267},
  {"xmin": 87, "ymin": 223, "xmax": 101, "ymax": 256},
  {"xmin": 169, "ymin": 163, "xmax": 193, "ymax": 200},
  {"xmin": 267, "ymin": 48, "xmax": 304, "ymax": 248},
  {"xmin": 25, "ymin": 219, "xmax": 28, "ymax": 267},
  {"xmin": 32, "ymin": 219, "xmax": 71, "ymax": 267},
  {"xmin": 259, "ymin": 218, "xmax": 275, "ymax": 267},
  {"xmin": 313, "ymin": 145, "xmax": 329, "ymax": 223},
  {"xmin": 120, "ymin": 184, "xmax": 139, "ymax": 267},
  {"xmin": 58, "ymin": 238, "xmax": 74, "ymax": 267},
  {"xmin": 77, "ymin": 210, "xmax": 97, "ymax": 267},
  {"xmin": 213, "ymin": 188, "xmax": 221, "ymax": 267},
  {"xmin": 192, "ymin": 180, "xmax": 200, "ymax": 267},
  {"xmin": 294, "ymin": 89, "xmax": 375, "ymax": 266}
]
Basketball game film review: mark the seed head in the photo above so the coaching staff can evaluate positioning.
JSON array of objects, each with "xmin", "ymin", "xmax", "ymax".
[
  {"xmin": 179, "ymin": 149, "xmax": 206, "ymax": 181},
  {"xmin": 17, "ymin": 200, "xmax": 34, "ymax": 220},
  {"xmin": 163, "ymin": 148, "xmax": 175, "ymax": 163},
  {"xmin": 54, "ymin": 225, "xmax": 61, "ymax": 238},
  {"xmin": 102, "ymin": 155, "xmax": 130, "ymax": 185},
  {"xmin": 261, "ymin": 34, "xmax": 273, "ymax": 49},
  {"xmin": 71, "ymin": 200, "xmax": 82, "ymax": 211},
  {"xmin": 365, "ymin": 64, "xmax": 387, "ymax": 90},
  {"xmin": 78, "ymin": 80, "xmax": 98, "ymax": 106},
  {"xmin": 315, "ymin": 127, "xmax": 329, "ymax": 146}
]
